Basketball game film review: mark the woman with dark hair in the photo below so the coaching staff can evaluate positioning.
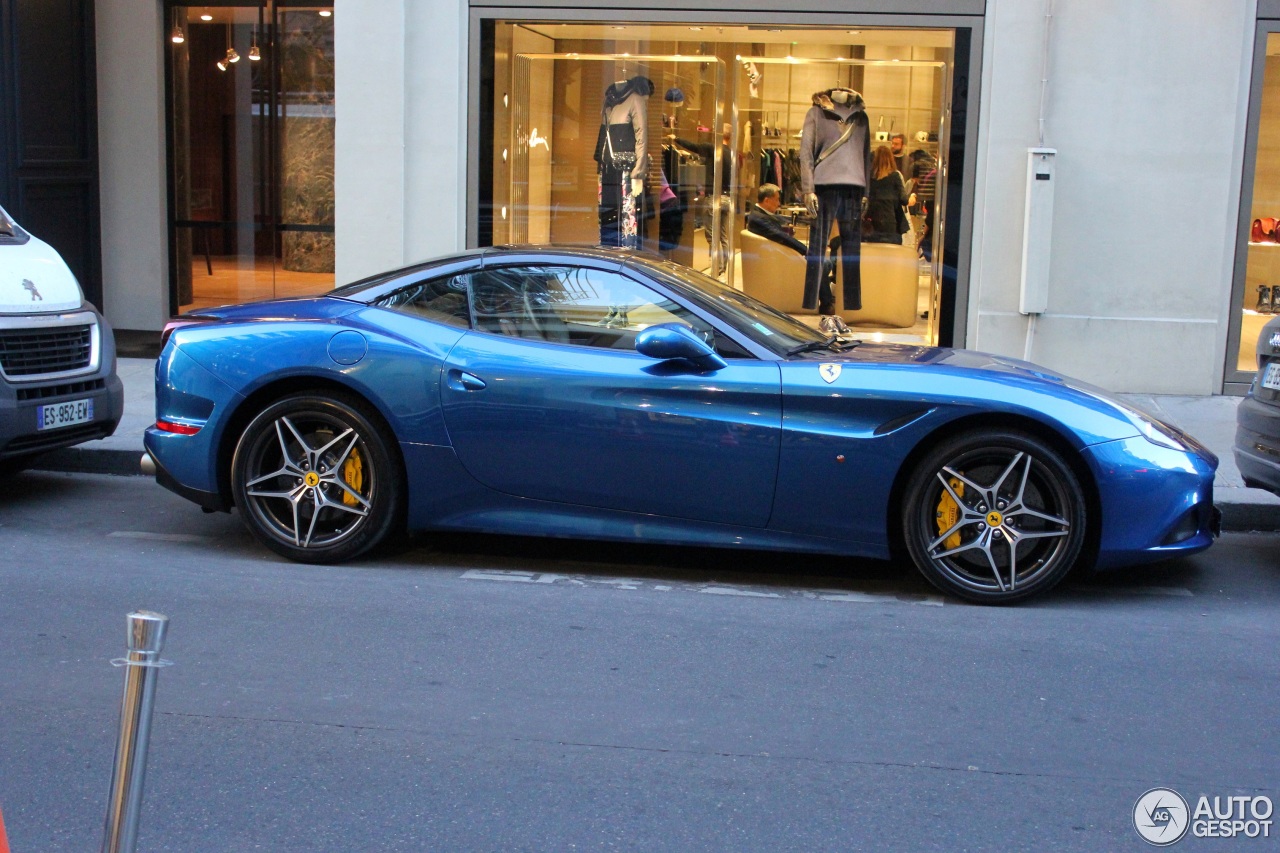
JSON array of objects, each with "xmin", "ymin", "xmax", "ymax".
[{"xmin": 864, "ymin": 145, "xmax": 910, "ymax": 244}]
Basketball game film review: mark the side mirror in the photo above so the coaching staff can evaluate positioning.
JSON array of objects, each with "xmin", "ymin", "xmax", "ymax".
[{"xmin": 635, "ymin": 322, "xmax": 727, "ymax": 371}]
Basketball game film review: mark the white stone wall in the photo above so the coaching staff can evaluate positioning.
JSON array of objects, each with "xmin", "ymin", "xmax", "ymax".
[
  {"xmin": 334, "ymin": 0, "xmax": 467, "ymax": 284},
  {"xmin": 969, "ymin": 0, "xmax": 1257, "ymax": 393},
  {"xmin": 95, "ymin": 0, "xmax": 169, "ymax": 332}
]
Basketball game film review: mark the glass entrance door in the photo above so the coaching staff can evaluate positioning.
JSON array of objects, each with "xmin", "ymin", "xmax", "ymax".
[{"xmin": 166, "ymin": 2, "xmax": 335, "ymax": 314}]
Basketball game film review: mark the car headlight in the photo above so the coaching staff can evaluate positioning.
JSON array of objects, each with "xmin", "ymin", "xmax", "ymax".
[
  {"xmin": 1083, "ymin": 392, "xmax": 1190, "ymax": 452},
  {"xmin": 1126, "ymin": 409, "xmax": 1189, "ymax": 451}
]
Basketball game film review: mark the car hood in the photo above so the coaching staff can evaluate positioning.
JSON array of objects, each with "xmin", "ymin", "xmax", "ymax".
[
  {"xmin": 0, "ymin": 235, "xmax": 83, "ymax": 313},
  {"xmin": 790, "ymin": 340, "xmax": 1181, "ymax": 437}
]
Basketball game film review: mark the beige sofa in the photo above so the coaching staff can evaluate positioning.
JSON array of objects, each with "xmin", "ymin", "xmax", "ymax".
[{"xmin": 738, "ymin": 228, "xmax": 919, "ymax": 328}]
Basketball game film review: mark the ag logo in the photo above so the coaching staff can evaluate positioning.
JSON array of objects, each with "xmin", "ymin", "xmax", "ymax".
[
  {"xmin": 1134, "ymin": 788, "xmax": 1190, "ymax": 846},
  {"xmin": 819, "ymin": 363, "xmax": 842, "ymax": 384}
]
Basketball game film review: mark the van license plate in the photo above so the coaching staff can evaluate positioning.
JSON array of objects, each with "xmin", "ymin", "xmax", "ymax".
[{"xmin": 37, "ymin": 398, "xmax": 94, "ymax": 430}]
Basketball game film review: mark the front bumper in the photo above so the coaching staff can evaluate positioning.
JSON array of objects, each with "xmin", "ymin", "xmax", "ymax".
[
  {"xmin": 0, "ymin": 312, "xmax": 124, "ymax": 460},
  {"xmin": 1234, "ymin": 393, "xmax": 1280, "ymax": 498},
  {"xmin": 1084, "ymin": 435, "xmax": 1218, "ymax": 570}
]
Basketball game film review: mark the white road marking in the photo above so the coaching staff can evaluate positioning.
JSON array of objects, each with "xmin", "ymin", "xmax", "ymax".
[
  {"xmin": 700, "ymin": 586, "xmax": 782, "ymax": 598},
  {"xmin": 460, "ymin": 570, "xmax": 942, "ymax": 606},
  {"xmin": 109, "ymin": 531, "xmax": 211, "ymax": 544}
]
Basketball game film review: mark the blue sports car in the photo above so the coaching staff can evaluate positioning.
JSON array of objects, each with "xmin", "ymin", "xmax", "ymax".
[{"xmin": 146, "ymin": 246, "xmax": 1219, "ymax": 603}]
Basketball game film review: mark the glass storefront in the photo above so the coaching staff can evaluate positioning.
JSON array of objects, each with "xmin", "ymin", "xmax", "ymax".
[
  {"xmin": 482, "ymin": 22, "xmax": 956, "ymax": 345},
  {"xmin": 165, "ymin": 2, "xmax": 335, "ymax": 314}
]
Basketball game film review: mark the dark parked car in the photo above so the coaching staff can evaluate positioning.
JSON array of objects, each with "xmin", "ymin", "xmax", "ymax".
[
  {"xmin": 1235, "ymin": 314, "xmax": 1280, "ymax": 497},
  {"xmin": 0, "ymin": 204, "xmax": 124, "ymax": 472},
  {"xmin": 146, "ymin": 246, "xmax": 1218, "ymax": 604}
]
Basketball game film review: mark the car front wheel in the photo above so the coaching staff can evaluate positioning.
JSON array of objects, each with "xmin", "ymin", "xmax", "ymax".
[
  {"xmin": 902, "ymin": 429, "xmax": 1087, "ymax": 604},
  {"xmin": 231, "ymin": 392, "xmax": 402, "ymax": 563}
]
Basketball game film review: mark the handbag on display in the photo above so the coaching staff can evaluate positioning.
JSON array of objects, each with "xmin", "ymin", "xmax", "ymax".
[{"xmin": 1252, "ymin": 217, "xmax": 1279, "ymax": 243}]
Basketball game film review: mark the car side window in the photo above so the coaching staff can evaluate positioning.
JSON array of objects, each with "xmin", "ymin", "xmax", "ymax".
[
  {"xmin": 370, "ymin": 273, "xmax": 471, "ymax": 328},
  {"xmin": 463, "ymin": 265, "xmax": 747, "ymax": 356}
]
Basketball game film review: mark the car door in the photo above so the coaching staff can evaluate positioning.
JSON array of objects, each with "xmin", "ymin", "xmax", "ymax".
[{"xmin": 439, "ymin": 261, "xmax": 782, "ymax": 527}]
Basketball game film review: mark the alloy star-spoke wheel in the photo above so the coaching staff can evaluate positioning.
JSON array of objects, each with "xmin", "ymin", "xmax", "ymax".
[
  {"xmin": 232, "ymin": 393, "xmax": 402, "ymax": 563},
  {"xmin": 904, "ymin": 430, "xmax": 1087, "ymax": 603}
]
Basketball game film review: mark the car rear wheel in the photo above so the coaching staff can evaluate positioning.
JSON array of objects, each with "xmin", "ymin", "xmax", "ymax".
[
  {"xmin": 902, "ymin": 429, "xmax": 1087, "ymax": 604},
  {"xmin": 231, "ymin": 392, "xmax": 402, "ymax": 563}
]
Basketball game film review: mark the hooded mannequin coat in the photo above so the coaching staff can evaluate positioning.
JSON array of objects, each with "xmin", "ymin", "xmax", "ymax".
[{"xmin": 799, "ymin": 88, "xmax": 873, "ymax": 194}]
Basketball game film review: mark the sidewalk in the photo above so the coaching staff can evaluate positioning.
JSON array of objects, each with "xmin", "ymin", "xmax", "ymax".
[{"xmin": 31, "ymin": 357, "xmax": 1280, "ymax": 532}]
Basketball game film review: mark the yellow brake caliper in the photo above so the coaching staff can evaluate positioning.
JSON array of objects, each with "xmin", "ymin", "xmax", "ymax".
[
  {"xmin": 936, "ymin": 476, "xmax": 964, "ymax": 550},
  {"xmin": 342, "ymin": 448, "xmax": 364, "ymax": 507}
]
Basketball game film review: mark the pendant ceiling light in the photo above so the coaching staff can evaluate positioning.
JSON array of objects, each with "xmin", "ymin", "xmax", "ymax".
[
  {"xmin": 170, "ymin": 24, "xmax": 185, "ymax": 44},
  {"xmin": 217, "ymin": 58, "xmax": 228, "ymax": 71},
  {"xmin": 226, "ymin": 47, "xmax": 240, "ymax": 63},
  {"xmin": 248, "ymin": 31, "xmax": 261, "ymax": 61}
]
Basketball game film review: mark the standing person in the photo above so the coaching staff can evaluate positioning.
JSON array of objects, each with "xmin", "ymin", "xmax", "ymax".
[
  {"xmin": 864, "ymin": 145, "xmax": 911, "ymax": 245},
  {"xmin": 908, "ymin": 141, "xmax": 938, "ymax": 261},
  {"xmin": 889, "ymin": 132, "xmax": 909, "ymax": 180},
  {"xmin": 673, "ymin": 124, "xmax": 736, "ymax": 275}
]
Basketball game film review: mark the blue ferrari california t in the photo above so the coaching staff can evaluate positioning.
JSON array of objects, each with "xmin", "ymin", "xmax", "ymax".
[{"xmin": 145, "ymin": 246, "xmax": 1219, "ymax": 603}]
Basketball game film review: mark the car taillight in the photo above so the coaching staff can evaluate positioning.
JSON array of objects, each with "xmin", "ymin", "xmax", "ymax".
[
  {"xmin": 160, "ymin": 316, "xmax": 214, "ymax": 349},
  {"xmin": 156, "ymin": 419, "xmax": 202, "ymax": 435}
]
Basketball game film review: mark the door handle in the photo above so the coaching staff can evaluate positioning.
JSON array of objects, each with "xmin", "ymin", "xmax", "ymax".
[{"xmin": 447, "ymin": 369, "xmax": 487, "ymax": 391}]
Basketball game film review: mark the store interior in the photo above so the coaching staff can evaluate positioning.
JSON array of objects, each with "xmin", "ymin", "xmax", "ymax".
[
  {"xmin": 489, "ymin": 22, "xmax": 954, "ymax": 345},
  {"xmin": 167, "ymin": 4, "xmax": 336, "ymax": 313}
]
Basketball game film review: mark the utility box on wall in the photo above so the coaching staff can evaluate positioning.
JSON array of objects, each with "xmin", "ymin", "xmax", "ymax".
[{"xmin": 1019, "ymin": 147, "xmax": 1056, "ymax": 315}]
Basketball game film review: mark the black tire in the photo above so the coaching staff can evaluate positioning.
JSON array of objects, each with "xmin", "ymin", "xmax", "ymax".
[
  {"xmin": 902, "ymin": 429, "xmax": 1087, "ymax": 604},
  {"xmin": 231, "ymin": 392, "xmax": 403, "ymax": 563}
]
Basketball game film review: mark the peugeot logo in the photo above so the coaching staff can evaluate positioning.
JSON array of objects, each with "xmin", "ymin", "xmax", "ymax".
[{"xmin": 21, "ymin": 278, "xmax": 42, "ymax": 301}]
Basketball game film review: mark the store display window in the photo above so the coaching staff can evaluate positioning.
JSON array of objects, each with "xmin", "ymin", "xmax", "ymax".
[
  {"xmin": 1239, "ymin": 31, "xmax": 1280, "ymax": 380},
  {"xmin": 483, "ymin": 22, "xmax": 955, "ymax": 345}
]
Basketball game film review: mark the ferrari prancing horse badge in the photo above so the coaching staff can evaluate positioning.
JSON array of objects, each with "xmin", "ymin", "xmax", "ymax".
[{"xmin": 819, "ymin": 363, "xmax": 842, "ymax": 384}]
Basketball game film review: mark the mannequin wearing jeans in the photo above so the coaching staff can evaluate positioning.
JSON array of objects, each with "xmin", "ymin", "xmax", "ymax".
[{"xmin": 800, "ymin": 87, "xmax": 872, "ymax": 313}]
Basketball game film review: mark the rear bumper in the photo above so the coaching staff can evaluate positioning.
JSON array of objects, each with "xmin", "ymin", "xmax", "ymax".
[{"xmin": 1234, "ymin": 394, "xmax": 1280, "ymax": 497}]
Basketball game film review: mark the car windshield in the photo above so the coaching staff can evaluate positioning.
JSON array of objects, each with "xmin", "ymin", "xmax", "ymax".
[
  {"xmin": 629, "ymin": 256, "xmax": 828, "ymax": 356},
  {"xmin": 0, "ymin": 204, "xmax": 29, "ymax": 243}
]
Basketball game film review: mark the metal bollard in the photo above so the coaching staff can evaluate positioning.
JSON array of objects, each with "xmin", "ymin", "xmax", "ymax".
[{"xmin": 101, "ymin": 611, "xmax": 172, "ymax": 853}]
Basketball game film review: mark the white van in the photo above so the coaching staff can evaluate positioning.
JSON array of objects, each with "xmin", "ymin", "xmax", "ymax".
[{"xmin": 0, "ymin": 203, "xmax": 123, "ymax": 472}]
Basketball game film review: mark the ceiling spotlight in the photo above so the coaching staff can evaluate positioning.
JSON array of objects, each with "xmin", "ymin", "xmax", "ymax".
[
  {"xmin": 226, "ymin": 47, "xmax": 240, "ymax": 63},
  {"xmin": 248, "ymin": 32, "xmax": 261, "ymax": 60},
  {"xmin": 217, "ymin": 58, "xmax": 227, "ymax": 71},
  {"xmin": 170, "ymin": 24, "xmax": 185, "ymax": 44},
  {"xmin": 200, "ymin": 14, "xmax": 213, "ymax": 21},
  {"xmin": 319, "ymin": 9, "xmax": 332, "ymax": 16}
]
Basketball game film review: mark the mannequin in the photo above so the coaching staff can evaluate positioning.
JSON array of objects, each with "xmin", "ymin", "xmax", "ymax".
[
  {"xmin": 594, "ymin": 76, "xmax": 653, "ymax": 249},
  {"xmin": 799, "ymin": 87, "xmax": 872, "ymax": 313}
]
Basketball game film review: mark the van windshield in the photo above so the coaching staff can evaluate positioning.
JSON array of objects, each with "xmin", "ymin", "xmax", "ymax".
[{"xmin": 0, "ymin": 205, "xmax": 30, "ymax": 245}]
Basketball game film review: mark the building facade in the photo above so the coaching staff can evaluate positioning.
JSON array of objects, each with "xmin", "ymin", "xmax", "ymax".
[{"xmin": 6, "ymin": 0, "xmax": 1278, "ymax": 394}]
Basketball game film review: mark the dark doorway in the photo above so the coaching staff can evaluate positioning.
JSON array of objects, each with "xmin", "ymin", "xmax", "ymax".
[{"xmin": 0, "ymin": 0, "xmax": 102, "ymax": 308}]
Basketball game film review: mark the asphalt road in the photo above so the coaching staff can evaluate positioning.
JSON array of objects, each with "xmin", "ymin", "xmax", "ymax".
[{"xmin": 0, "ymin": 472, "xmax": 1276, "ymax": 852}]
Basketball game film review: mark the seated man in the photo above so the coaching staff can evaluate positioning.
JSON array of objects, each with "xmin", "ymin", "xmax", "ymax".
[{"xmin": 746, "ymin": 184, "xmax": 844, "ymax": 331}]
